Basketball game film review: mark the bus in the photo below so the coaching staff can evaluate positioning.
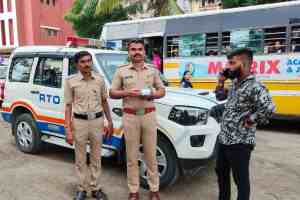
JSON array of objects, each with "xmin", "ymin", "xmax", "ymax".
[{"xmin": 101, "ymin": 1, "xmax": 300, "ymax": 118}]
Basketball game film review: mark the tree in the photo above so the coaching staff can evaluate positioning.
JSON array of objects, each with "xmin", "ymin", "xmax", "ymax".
[
  {"xmin": 65, "ymin": 0, "xmax": 183, "ymax": 38},
  {"xmin": 94, "ymin": 0, "xmax": 183, "ymax": 17},
  {"xmin": 148, "ymin": 0, "xmax": 183, "ymax": 17},
  {"xmin": 65, "ymin": 0, "xmax": 136, "ymax": 38}
]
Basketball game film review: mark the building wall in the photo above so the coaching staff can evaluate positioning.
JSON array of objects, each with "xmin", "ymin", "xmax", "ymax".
[
  {"xmin": 0, "ymin": 0, "xmax": 18, "ymax": 48},
  {"xmin": 0, "ymin": 0, "xmax": 75, "ymax": 49},
  {"xmin": 16, "ymin": 0, "xmax": 75, "ymax": 46},
  {"xmin": 127, "ymin": 0, "xmax": 222, "ymax": 19},
  {"xmin": 190, "ymin": 0, "xmax": 222, "ymax": 12},
  {"xmin": 16, "ymin": 0, "xmax": 34, "ymax": 46}
]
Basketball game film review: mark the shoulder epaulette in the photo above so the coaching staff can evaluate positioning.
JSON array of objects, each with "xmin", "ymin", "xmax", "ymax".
[
  {"xmin": 118, "ymin": 64, "xmax": 130, "ymax": 68},
  {"xmin": 66, "ymin": 73, "xmax": 78, "ymax": 80}
]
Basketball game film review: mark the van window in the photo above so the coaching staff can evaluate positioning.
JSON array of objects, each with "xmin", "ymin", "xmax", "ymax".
[
  {"xmin": 68, "ymin": 57, "xmax": 78, "ymax": 75},
  {"xmin": 9, "ymin": 57, "xmax": 34, "ymax": 82},
  {"xmin": 34, "ymin": 57, "xmax": 63, "ymax": 88},
  {"xmin": 0, "ymin": 66, "xmax": 7, "ymax": 79}
]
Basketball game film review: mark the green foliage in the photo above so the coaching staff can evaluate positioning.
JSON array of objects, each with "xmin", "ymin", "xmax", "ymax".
[
  {"xmin": 148, "ymin": 0, "xmax": 183, "ymax": 16},
  {"xmin": 95, "ymin": 0, "xmax": 123, "ymax": 16},
  {"xmin": 65, "ymin": 2, "xmax": 128, "ymax": 38},
  {"xmin": 65, "ymin": 0, "xmax": 184, "ymax": 38}
]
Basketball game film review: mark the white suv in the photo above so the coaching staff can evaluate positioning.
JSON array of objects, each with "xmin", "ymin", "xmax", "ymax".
[{"xmin": 1, "ymin": 46, "xmax": 220, "ymax": 188}]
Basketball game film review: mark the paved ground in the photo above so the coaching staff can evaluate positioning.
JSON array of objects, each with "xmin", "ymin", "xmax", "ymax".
[{"xmin": 0, "ymin": 119, "xmax": 299, "ymax": 200}]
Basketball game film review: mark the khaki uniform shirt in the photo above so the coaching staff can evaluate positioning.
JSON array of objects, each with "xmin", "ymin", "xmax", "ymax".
[
  {"xmin": 111, "ymin": 63, "xmax": 164, "ymax": 109},
  {"xmin": 64, "ymin": 71, "xmax": 108, "ymax": 114}
]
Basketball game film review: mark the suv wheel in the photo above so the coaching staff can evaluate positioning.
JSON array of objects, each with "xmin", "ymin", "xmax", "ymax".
[
  {"xmin": 139, "ymin": 134, "xmax": 180, "ymax": 189},
  {"xmin": 13, "ymin": 113, "xmax": 42, "ymax": 154}
]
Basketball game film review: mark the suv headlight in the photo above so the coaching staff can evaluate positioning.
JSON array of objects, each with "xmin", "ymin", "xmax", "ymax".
[{"xmin": 168, "ymin": 106, "xmax": 209, "ymax": 126}]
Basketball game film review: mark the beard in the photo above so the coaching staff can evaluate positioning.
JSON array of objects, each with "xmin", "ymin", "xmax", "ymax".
[{"xmin": 223, "ymin": 68, "xmax": 241, "ymax": 80}]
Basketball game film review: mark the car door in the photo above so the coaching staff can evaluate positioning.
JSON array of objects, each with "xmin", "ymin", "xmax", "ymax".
[{"xmin": 30, "ymin": 54, "xmax": 67, "ymax": 137}]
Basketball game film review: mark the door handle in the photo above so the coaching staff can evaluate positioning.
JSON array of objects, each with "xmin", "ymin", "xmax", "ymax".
[
  {"xmin": 30, "ymin": 90, "xmax": 40, "ymax": 94},
  {"xmin": 112, "ymin": 107, "xmax": 123, "ymax": 117}
]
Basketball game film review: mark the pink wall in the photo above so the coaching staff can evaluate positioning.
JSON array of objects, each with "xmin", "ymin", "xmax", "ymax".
[
  {"xmin": 16, "ymin": 0, "xmax": 76, "ymax": 46},
  {"xmin": 16, "ymin": 0, "xmax": 35, "ymax": 46}
]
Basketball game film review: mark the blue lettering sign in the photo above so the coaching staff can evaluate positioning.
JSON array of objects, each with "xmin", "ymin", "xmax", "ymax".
[
  {"xmin": 287, "ymin": 67, "xmax": 293, "ymax": 73},
  {"xmin": 46, "ymin": 94, "xmax": 52, "ymax": 103},
  {"xmin": 287, "ymin": 59, "xmax": 300, "ymax": 66},
  {"xmin": 39, "ymin": 94, "xmax": 46, "ymax": 103},
  {"xmin": 293, "ymin": 59, "xmax": 300, "ymax": 65},
  {"xmin": 39, "ymin": 93, "xmax": 60, "ymax": 104},
  {"xmin": 53, "ymin": 96, "xmax": 60, "ymax": 104}
]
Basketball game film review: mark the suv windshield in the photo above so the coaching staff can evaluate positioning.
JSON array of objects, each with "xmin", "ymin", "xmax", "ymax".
[{"xmin": 95, "ymin": 53, "xmax": 128, "ymax": 83}]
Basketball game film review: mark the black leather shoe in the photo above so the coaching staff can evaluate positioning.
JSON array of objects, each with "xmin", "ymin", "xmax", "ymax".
[
  {"xmin": 74, "ymin": 191, "xmax": 87, "ymax": 200},
  {"xmin": 92, "ymin": 189, "xmax": 108, "ymax": 200}
]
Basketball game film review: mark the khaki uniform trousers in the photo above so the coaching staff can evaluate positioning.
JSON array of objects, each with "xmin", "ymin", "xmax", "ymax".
[
  {"xmin": 73, "ymin": 117, "xmax": 104, "ymax": 192},
  {"xmin": 123, "ymin": 111, "xmax": 159, "ymax": 193}
]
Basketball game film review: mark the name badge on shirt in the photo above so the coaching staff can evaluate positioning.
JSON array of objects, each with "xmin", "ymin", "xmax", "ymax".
[{"xmin": 124, "ymin": 75, "xmax": 134, "ymax": 80}]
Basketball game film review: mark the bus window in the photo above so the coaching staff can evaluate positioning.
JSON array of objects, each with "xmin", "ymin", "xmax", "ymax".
[
  {"xmin": 167, "ymin": 36, "xmax": 179, "ymax": 57},
  {"xmin": 167, "ymin": 34, "xmax": 206, "ymax": 57},
  {"xmin": 179, "ymin": 34, "xmax": 205, "ymax": 57},
  {"xmin": 291, "ymin": 25, "xmax": 300, "ymax": 52},
  {"xmin": 221, "ymin": 31, "xmax": 231, "ymax": 55},
  {"xmin": 205, "ymin": 32, "xmax": 219, "ymax": 56},
  {"xmin": 263, "ymin": 27, "xmax": 287, "ymax": 54},
  {"xmin": 230, "ymin": 29, "xmax": 263, "ymax": 54},
  {"xmin": 122, "ymin": 40, "xmax": 130, "ymax": 51}
]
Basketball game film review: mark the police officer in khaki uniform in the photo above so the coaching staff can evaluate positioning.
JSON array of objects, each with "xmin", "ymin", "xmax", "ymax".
[
  {"xmin": 110, "ymin": 40, "xmax": 166, "ymax": 200},
  {"xmin": 64, "ymin": 51, "xmax": 113, "ymax": 200}
]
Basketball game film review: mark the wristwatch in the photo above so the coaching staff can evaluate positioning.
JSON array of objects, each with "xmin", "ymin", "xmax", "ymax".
[{"xmin": 141, "ymin": 88, "xmax": 152, "ymax": 96}]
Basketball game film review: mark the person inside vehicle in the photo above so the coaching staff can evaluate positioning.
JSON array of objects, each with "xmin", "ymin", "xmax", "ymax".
[
  {"xmin": 207, "ymin": 50, "xmax": 218, "ymax": 56},
  {"xmin": 292, "ymin": 41, "xmax": 300, "ymax": 52},
  {"xmin": 43, "ymin": 68, "xmax": 57, "ymax": 86},
  {"xmin": 270, "ymin": 41, "xmax": 284, "ymax": 53},
  {"xmin": 151, "ymin": 48, "xmax": 162, "ymax": 72},
  {"xmin": 180, "ymin": 70, "xmax": 193, "ymax": 88}
]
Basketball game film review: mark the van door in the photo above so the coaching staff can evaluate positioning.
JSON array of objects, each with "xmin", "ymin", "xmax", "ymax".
[{"xmin": 30, "ymin": 55, "xmax": 67, "ymax": 137}]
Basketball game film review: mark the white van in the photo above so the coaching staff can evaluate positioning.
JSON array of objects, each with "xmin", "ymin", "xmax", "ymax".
[{"xmin": 1, "ymin": 46, "xmax": 220, "ymax": 188}]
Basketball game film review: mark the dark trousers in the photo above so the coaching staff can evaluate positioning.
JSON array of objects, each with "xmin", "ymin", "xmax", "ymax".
[{"xmin": 216, "ymin": 142, "xmax": 253, "ymax": 200}]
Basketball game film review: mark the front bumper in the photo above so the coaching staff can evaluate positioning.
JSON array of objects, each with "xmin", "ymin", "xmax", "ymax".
[
  {"xmin": 178, "ymin": 141, "xmax": 219, "ymax": 172},
  {"xmin": 172, "ymin": 117, "xmax": 220, "ymax": 161}
]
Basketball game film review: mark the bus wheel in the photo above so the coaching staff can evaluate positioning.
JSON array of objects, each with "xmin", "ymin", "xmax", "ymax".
[
  {"xmin": 139, "ymin": 134, "xmax": 180, "ymax": 189},
  {"xmin": 14, "ymin": 113, "xmax": 42, "ymax": 154}
]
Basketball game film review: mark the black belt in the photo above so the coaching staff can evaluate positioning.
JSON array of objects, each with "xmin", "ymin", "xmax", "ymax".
[{"xmin": 74, "ymin": 112, "xmax": 103, "ymax": 120}]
